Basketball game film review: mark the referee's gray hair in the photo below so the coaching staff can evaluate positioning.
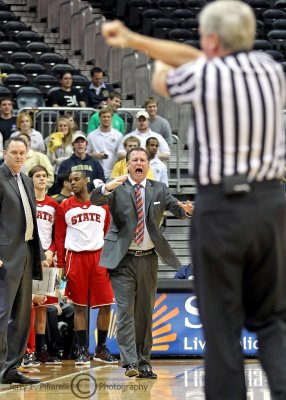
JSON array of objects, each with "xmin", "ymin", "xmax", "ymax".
[{"xmin": 199, "ymin": 0, "xmax": 256, "ymax": 52}]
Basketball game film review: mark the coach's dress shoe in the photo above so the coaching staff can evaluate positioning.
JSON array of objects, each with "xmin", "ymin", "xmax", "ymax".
[
  {"xmin": 125, "ymin": 363, "xmax": 139, "ymax": 377},
  {"xmin": 138, "ymin": 365, "xmax": 157, "ymax": 379},
  {"xmin": 1, "ymin": 370, "xmax": 40, "ymax": 384}
]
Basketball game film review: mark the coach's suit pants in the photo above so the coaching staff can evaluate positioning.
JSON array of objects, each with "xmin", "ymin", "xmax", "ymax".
[{"xmin": 109, "ymin": 252, "xmax": 158, "ymax": 367}]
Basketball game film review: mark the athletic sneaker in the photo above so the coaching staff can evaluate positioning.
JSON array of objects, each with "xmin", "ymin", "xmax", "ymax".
[
  {"xmin": 93, "ymin": 345, "xmax": 118, "ymax": 364},
  {"xmin": 22, "ymin": 352, "xmax": 40, "ymax": 368},
  {"xmin": 35, "ymin": 346, "xmax": 62, "ymax": 365},
  {"xmin": 75, "ymin": 346, "xmax": 91, "ymax": 365}
]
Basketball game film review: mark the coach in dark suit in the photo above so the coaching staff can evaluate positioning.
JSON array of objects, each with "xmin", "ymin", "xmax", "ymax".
[
  {"xmin": 91, "ymin": 147, "xmax": 192, "ymax": 378},
  {"xmin": 0, "ymin": 137, "xmax": 48, "ymax": 385}
]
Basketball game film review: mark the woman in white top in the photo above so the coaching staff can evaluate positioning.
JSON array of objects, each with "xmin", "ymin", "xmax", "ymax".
[
  {"xmin": 46, "ymin": 117, "xmax": 74, "ymax": 175},
  {"xmin": 11, "ymin": 112, "xmax": 46, "ymax": 153}
]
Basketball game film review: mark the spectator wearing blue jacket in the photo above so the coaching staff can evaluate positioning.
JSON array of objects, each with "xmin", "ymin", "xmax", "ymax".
[{"xmin": 57, "ymin": 131, "xmax": 105, "ymax": 192}]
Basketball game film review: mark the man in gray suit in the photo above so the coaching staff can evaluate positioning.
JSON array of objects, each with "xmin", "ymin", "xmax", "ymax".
[
  {"xmin": 91, "ymin": 147, "xmax": 192, "ymax": 378},
  {"xmin": 0, "ymin": 137, "xmax": 48, "ymax": 385}
]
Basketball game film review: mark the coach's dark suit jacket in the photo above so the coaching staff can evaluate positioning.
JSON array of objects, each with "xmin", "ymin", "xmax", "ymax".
[
  {"xmin": 91, "ymin": 179, "xmax": 187, "ymax": 269},
  {"xmin": 0, "ymin": 162, "xmax": 44, "ymax": 377},
  {"xmin": 0, "ymin": 163, "xmax": 43, "ymax": 279}
]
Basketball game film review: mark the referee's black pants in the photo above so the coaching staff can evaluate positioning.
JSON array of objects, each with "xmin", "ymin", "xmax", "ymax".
[{"xmin": 191, "ymin": 180, "xmax": 286, "ymax": 400}]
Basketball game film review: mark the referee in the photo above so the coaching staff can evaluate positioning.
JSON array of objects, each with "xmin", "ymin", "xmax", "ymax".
[{"xmin": 102, "ymin": 1, "xmax": 286, "ymax": 399}]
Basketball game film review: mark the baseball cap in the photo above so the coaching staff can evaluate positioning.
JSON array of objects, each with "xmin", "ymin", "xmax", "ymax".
[
  {"xmin": 72, "ymin": 131, "xmax": 87, "ymax": 143},
  {"xmin": 136, "ymin": 110, "xmax": 149, "ymax": 119}
]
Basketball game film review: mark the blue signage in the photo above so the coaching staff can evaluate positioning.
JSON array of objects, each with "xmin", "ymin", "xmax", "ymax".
[{"xmin": 89, "ymin": 292, "xmax": 258, "ymax": 356}]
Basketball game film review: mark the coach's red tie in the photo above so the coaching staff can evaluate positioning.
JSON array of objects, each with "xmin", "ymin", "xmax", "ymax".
[{"xmin": 134, "ymin": 184, "xmax": 144, "ymax": 247}]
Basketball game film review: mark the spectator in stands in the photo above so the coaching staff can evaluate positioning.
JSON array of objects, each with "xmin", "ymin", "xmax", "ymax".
[
  {"xmin": 51, "ymin": 171, "xmax": 72, "ymax": 204},
  {"xmin": 48, "ymin": 71, "xmax": 86, "ymax": 108},
  {"xmin": 82, "ymin": 66, "xmax": 114, "ymax": 109},
  {"xmin": 18, "ymin": 133, "xmax": 54, "ymax": 190},
  {"xmin": 146, "ymin": 137, "xmax": 169, "ymax": 186},
  {"xmin": 57, "ymin": 131, "xmax": 105, "ymax": 192},
  {"xmin": 87, "ymin": 107, "xmax": 122, "ymax": 179},
  {"xmin": 46, "ymin": 117, "xmax": 74, "ymax": 176},
  {"xmin": 118, "ymin": 111, "xmax": 170, "ymax": 161},
  {"xmin": 111, "ymin": 136, "xmax": 154, "ymax": 179},
  {"xmin": 0, "ymin": 97, "xmax": 17, "ymax": 143},
  {"xmin": 56, "ymin": 170, "xmax": 117, "ymax": 365},
  {"xmin": 145, "ymin": 97, "xmax": 173, "ymax": 147},
  {"xmin": 12, "ymin": 112, "xmax": 46, "ymax": 153},
  {"xmin": 87, "ymin": 92, "xmax": 125, "ymax": 135},
  {"xmin": 28, "ymin": 165, "xmax": 61, "ymax": 365},
  {"xmin": 63, "ymin": 112, "xmax": 78, "ymax": 134}
]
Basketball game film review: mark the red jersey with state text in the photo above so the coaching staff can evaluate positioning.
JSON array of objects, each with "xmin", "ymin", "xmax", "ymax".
[
  {"xmin": 36, "ymin": 195, "xmax": 58, "ymax": 253},
  {"xmin": 55, "ymin": 196, "xmax": 110, "ymax": 267}
]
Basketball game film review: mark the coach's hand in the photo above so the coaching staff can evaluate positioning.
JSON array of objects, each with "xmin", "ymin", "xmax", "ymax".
[
  {"xmin": 105, "ymin": 175, "xmax": 128, "ymax": 192},
  {"xmin": 178, "ymin": 200, "xmax": 193, "ymax": 216}
]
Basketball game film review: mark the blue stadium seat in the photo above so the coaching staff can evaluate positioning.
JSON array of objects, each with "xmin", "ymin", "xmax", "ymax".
[
  {"xmin": 39, "ymin": 53, "xmax": 65, "ymax": 73},
  {"xmin": 3, "ymin": 73, "xmax": 29, "ymax": 93},
  {"xmin": 50, "ymin": 63, "xmax": 77, "ymax": 77},
  {"xmin": 168, "ymin": 28, "xmax": 193, "ymax": 42},
  {"xmin": 20, "ymin": 63, "xmax": 47, "ymax": 82},
  {"xmin": 0, "ymin": 62, "xmax": 16, "ymax": 74},
  {"xmin": 33, "ymin": 74, "xmax": 59, "ymax": 95},
  {"xmin": 10, "ymin": 51, "xmax": 35, "ymax": 72},
  {"xmin": 142, "ymin": 9, "xmax": 166, "ymax": 36},
  {"xmin": 3, "ymin": 21, "xmax": 29, "ymax": 40},
  {"xmin": 152, "ymin": 18, "xmax": 177, "ymax": 39}
]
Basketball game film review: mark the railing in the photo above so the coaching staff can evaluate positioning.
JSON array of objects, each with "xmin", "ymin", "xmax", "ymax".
[{"xmin": 18, "ymin": 107, "xmax": 193, "ymax": 195}]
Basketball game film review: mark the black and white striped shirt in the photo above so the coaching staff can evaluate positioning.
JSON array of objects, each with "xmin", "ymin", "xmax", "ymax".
[{"xmin": 167, "ymin": 51, "xmax": 286, "ymax": 185}]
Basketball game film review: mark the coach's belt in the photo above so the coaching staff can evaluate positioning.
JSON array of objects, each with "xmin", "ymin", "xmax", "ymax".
[{"xmin": 127, "ymin": 249, "xmax": 156, "ymax": 257}]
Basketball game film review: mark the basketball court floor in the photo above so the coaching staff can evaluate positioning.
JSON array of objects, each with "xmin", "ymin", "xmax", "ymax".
[{"xmin": 0, "ymin": 359, "xmax": 271, "ymax": 399}]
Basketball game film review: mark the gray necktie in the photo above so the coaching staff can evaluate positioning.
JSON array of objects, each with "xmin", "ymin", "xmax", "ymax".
[{"xmin": 16, "ymin": 174, "xmax": 34, "ymax": 241}]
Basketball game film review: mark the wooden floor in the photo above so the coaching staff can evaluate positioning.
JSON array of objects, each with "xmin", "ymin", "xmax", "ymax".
[{"xmin": 0, "ymin": 359, "xmax": 271, "ymax": 399}]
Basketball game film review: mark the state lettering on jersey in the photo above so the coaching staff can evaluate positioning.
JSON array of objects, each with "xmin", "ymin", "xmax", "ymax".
[
  {"xmin": 37, "ymin": 209, "xmax": 53, "ymax": 222},
  {"xmin": 71, "ymin": 212, "xmax": 101, "ymax": 225}
]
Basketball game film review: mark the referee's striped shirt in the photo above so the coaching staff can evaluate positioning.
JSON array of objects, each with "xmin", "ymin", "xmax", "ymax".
[{"xmin": 167, "ymin": 51, "xmax": 286, "ymax": 185}]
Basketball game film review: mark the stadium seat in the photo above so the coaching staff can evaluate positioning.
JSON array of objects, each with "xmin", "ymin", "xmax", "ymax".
[
  {"xmin": 0, "ymin": 85, "xmax": 12, "ymax": 97},
  {"xmin": 71, "ymin": 74, "xmax": 89, "ymax": 90},
  {"xmin": 50, "ymin": 63, "xmax": 77, "ymax": 77},
  {"xmin": 39, "ymin": 53, "xmax": 65, "ymax": 73},
  {"xmin": 272, "ymin": 18, "xmax": 286, "ymax": 29},
  {"xmin": 0, "ymin": 41, "xmax": 21, "ymax": 62},
  {"xmin": 253, "ymin": 39, "xmax": 272, "ymax": 51},
  {"xmin": 127, "ymin": 0, "xmax": 154, "ymax": 30},
  {"xmin": 168, "ymin": 28, "xmax": 193, "ymax": 42},
  {"xmin": 263, "ymin": 9, "xmax": 286, "ymax": 29},
  {"xmin": 141, "ymin": 9, "xmax": 166, "ymax": 36},
  {"xmin": 0, "ymin": 62, "xmax": 16, "ymax": 74},
  {"xmin": 15, "ymin": 31, "xmax": 43, "ymax": 48},
  {"xmin": 3, "ymin": 73, "xmax": 29, "ymax": 93},
  {"xmin": 265, "ymin": 49, "xmax": 285, "ymax": 62},
  {"xmin": 33, "ymin": 74, "xmax": 59, "ymax": 94},
  {"xmin": 152, "ymin": 18, "xmax": 177, "ymax": 39},
  {"xmin": 26, "ymin": 42, "xmax": 51, "ymax": 60},
  {"xmin": 267, "ymin": 30, "xmax": 286, "ymax": 51},
  {"xmin": 185, "ymin": 0, "xmax": 206, "ymax": 15},
  {"xmin": 181, "ymin": 19, "xmax": 199, "ymax": 39},
  {"xmin": 10, "ymin": 51, "xmax": 35, "ymax": 72},
  {"xmin": 171, "ymin": 9, "xmax": 196, "ymax": 24},
  {"xmin": 255, "ymin": 20, "xmax": 266, "ymax": 39},
  {"xmin": 248, "ymin": 0, "xmax": 269, "ymax": 18},
  {"xmin": 3, "ymin": 21, "xmax": 29, "ymax": 40},
  {"xmin": 157, "ymin": 0, "xmax": 182, "ymax": 17},
  {"xmin": 0, "ymin": 0, "xmax": 8, "ymax": 11},
  {"xmin": 184, "ymin": 39, "xmax": 201, "ymax": 49},
  {"xmin": 20, "ymin": 63, "xmax": 47, "ymax": 82},
  {"xmin": 273, "ymin": 0, "xmax": 286, "ymax": 9},
  {"xmin": 15, "ymin": 86, "xmax": 46, "ymax": 109},
  {"xmin": 0, "ymin": 11, "xmax": 17, "ymax": 29}
]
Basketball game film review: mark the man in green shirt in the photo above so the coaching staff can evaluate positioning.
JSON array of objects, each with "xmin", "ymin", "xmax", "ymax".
[{"xmin": 87, "ymin": 92, "xmax": 125, "ymax": 135}]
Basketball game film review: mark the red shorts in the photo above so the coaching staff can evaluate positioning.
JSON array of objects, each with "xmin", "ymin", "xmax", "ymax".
[{"xmin": 65, "ymin": 250, "xmax": 114, "ymax": 308}]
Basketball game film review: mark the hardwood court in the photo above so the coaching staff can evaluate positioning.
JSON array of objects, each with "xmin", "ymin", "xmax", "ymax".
[{"xmin": 0, "ymin": 359, "xmax": 270, "ymax": 399}]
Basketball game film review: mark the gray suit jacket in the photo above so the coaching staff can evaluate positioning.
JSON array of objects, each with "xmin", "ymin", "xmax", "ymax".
[
  {"xmin": 0, "ymin": 163, "xmax": 43, "ymax": 279},
  {"xmin": 91, "ymin": 179, "xmax": 187, "ymax": 269}
]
